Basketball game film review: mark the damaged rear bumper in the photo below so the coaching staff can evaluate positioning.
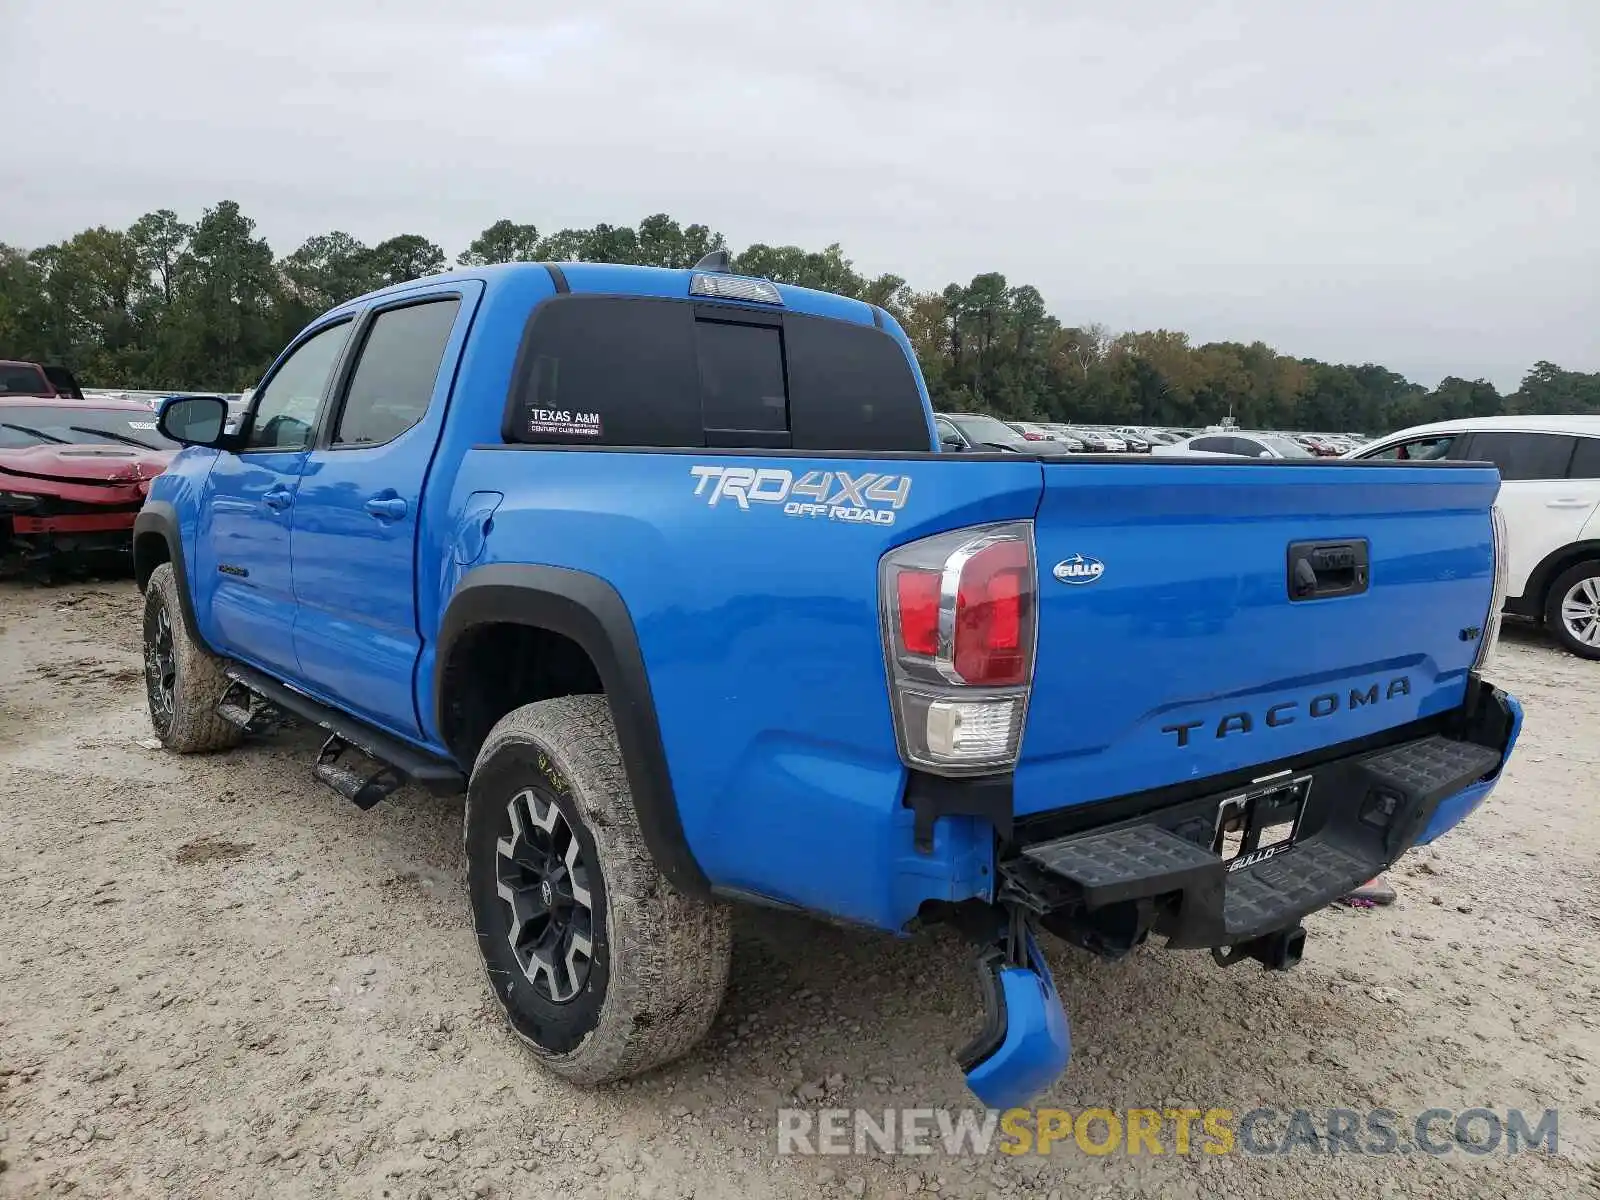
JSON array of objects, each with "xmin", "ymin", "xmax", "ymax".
[
  {"xmin": 1003, "ymin": 682, "xmax": 1521, "ymax": 950},
  {"xmin": 952, "ymin": 681, "xmax": 1520, "ymax": 1109}
]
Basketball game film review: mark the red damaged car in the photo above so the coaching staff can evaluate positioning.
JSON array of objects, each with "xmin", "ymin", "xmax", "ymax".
[{"xmin": 0, "ymin": 394, "xmax": 177, "ymax": 578}]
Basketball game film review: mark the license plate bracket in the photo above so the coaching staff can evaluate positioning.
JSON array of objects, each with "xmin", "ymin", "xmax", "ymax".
[{"xmin": 1212, "ymin": 774, "xmax": 1313, "ymax": 872}]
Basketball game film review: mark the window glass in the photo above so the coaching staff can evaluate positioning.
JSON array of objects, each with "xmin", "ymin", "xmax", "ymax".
[
  {"xmin": 0, "ymin": 405, "xmax": 176, "ymax": 449},
  {"xmin": 1363, "ymin": 434, "xmax": 1458, "ymax": 461},
  {"xmin": 1190, "ymin": 437, "xmax": 1233, "ymax": 453},
  {"xmin": 1260, "ymin": 435, "xmax": 1313, "ymax": 458},
  {"xmin": 510, "ymin": 298, "xmax": 701, "ymax": 445},
  {"xmin": 244, "ymin": 322, "xmax": 350, "ymax": 450},
  {"xmin": 784, "ymin": 314, "xmax": 928, "ymax": 451},
  {"xmin": 950, "ymin": 414, "xmax": 1028, "ymax": 448},
  {"xmin": 1569, "ymin": 437, "xmax": 1600, "ymax": 479},
  {"xmin": 1464, "ymin": 431, "xmax": 1576, "ymax": 481},
  {"xmin": 0, "ymin": 364, "xmax": 49, "ymax": 395},
  {"xmin": 334, "ymin": 300, "xmax": 460, "ymax": 446},
  {"xmin": 696, "ymin": 320, "xmax": 787, "ymax": 433}
]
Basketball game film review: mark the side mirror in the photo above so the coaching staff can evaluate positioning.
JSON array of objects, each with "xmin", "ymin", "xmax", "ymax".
[
  {"xmin": 158, "ymin": 395, "xmax": 231, "ymax": 447},
  {"xmin": 939, "ymin": 432, "xmax": 965, "ymax": 452},
  {"xmin": 1258, "ymin": 450, "xmax": 1274, "ymax": 458}
]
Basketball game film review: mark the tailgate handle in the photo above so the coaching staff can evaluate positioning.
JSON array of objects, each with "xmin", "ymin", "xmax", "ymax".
[{"xmin": 1287, "ymin": 540, "xmax": 1369, "ymax": 601}]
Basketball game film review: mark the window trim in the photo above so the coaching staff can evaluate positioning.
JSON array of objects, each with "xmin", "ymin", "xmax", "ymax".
[
  {"xmin": 316, "ymin": 292, "xmax": 466, "ymax": 452},
  {"xmin": 236, "ymin": 317, "xmax": 356, "ymax": 455}
]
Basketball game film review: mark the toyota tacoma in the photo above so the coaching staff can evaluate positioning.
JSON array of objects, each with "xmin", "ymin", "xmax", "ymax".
[{"xmin": 133, "ymin": 256, "xmax": 1522, "ymax": 1107}]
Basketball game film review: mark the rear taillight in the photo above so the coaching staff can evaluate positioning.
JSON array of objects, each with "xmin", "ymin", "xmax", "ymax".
[
  {"xmin": 1474, "ymin": 502, "xmax": 1509, "ymax": 672},
  {"xmin": 879, "ymin": 522, "xmax": 1036, "ymax": 774},
  {"xmin": 1022, "ymin": 432, "xmax": 1043, "ymax": 441}
]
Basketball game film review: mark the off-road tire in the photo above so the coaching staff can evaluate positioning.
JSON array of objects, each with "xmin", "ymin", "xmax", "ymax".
[
  {"xmin": 465, "ymin": 694, "xmax": 732, "ymax": 1083},
  {"xmin": 1545, "ymin": 560, "xmax": 1600, "ymax": 660},
  {"xmin": 142, "ymin": 563, "xmax": 243, "ymax": 753}
]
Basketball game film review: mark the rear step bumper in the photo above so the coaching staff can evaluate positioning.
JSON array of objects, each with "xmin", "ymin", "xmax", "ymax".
[{"xmin": 1007, "ymin": 687, "xmax": 1521, "ymax": 949}]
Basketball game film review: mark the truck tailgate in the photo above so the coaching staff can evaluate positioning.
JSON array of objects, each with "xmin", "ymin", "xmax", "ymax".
[{"xmin": 1014, "ymin": 460, "xmax": 1501, "ymax": 817}]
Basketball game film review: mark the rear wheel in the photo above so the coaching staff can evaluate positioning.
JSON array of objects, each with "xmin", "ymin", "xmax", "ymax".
[
  {"xmin": 142, "ymin": 563, "xmax": 242, "ymax": 752},
  {"xmin": 465, "ymin": 694, "xmax": 731, "ymax": 1083},
  {"xmin": 1545, "ymin": 561, "xmax": 1600, "ymax": 660}
]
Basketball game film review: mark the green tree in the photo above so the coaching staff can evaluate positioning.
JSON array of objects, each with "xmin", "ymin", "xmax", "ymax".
[
  {"xmin": 459, "ymin": 219, "xmax": 542, "ymax": 266},
  {"xmin": 282, "ymin": 232, "xmax": 382, "ymax": 312},
  {"xmin": 0, "ymin": 202, "xmax": 1581, "ymax": 432},
  {"xmin": 163, "ymin": 200, "xmax": 283, "ymax": 388},
  {"xmin": 368, "ymin": 235, "xmax": 447, "ymax": 286},
  {"xmin": 1509, "ymin": 362, "xmax": 1600, "ymax": 415}
]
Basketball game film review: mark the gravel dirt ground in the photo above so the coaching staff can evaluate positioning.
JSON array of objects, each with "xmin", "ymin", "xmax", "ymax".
[{"xmin": 1, "ymin": 580, "xmax": 1597, "ymax": 1200}]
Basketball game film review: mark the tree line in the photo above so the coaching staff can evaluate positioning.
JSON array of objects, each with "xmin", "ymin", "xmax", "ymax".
[{"xmin": 2, "ymin": 201, "xmax": 1595, "ymax": 434}]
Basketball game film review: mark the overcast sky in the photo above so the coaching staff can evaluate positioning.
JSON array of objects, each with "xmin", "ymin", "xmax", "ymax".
[{"xmin": 3, "ymin": 0, "xmax": 1594, "ymax": 389}]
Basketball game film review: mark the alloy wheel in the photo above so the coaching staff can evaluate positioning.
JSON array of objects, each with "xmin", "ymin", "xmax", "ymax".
[
  {"xmin": 145, "ymin": 605, "xmax": 176, "ymax": 726},
  {"xmin": 1560, "ymin": 576, "xmax": 1600, "ymax": 648},
  {"xmin": 495, "ymin": 788, "xmax": 595, "ymax": 1003}
]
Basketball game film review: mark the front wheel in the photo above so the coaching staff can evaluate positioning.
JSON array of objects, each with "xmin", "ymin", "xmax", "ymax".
[
  {"xmin": 465, "ymin": 695, "xmax": 732, "ymax": 1084},
  {"xmin": 1545, "ymin": 561, "xmax": 1600, "ymax": 660},
  {"xmin": 142, "ymin": 563, "xmax": 243, "ymax": 752}
]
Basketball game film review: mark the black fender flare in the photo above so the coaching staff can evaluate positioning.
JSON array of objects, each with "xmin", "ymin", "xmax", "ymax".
[
  {"xmin": 434, "ymin": 563, "xmax": 709, "ymax": 897},
  {"xmin": 132, "ymin": 503, "xmax": 211, "ymax": 652}
]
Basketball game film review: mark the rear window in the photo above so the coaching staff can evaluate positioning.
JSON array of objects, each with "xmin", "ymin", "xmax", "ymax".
[
  {"xmin": 696, "ymin": 319, "xmax": 787, "ymax": 438},
  {"xmin": 0, "ymin": 405, "xmax": 173, "ymax": 450},
  {"xmin": 0, "ymin": 364, "xmax": 50, "ymax": 395},
  {"xmin": 784, "ymin": 314, "xmax": 930, "ymax": 451},
  {"xmin": 506, "ymin": 297, "xmax": 929, "ymax": 451},
  {"xmin": 1465, "ymin": 431, "xmax": 1576, "ymax": 481}
]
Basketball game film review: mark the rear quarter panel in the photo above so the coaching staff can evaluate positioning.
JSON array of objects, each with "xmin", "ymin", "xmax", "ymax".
[{"xmin": 440, "ymin": 447, "xmax": 1043, "ymax": 927}]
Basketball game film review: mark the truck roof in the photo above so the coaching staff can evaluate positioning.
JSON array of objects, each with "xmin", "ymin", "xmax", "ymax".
[{"xmin": 331, "ymin": 261, "xmax": 883, "ymax": 329}]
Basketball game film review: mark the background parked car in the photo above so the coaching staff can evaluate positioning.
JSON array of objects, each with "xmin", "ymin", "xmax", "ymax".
[
  {"xmin": 935, "ymin": 412, "xmax": 1075, "ymax": 455},
  {"xmin": 1060, "ymin": 427, "xmax": 1126, "ymax": 452},
  {"xmin": 1010, "ymin": 422, "xmax": 1084, "ymax": 450},
  {"xmin": 0, "ymin": 395, "xmax": 177, "ymax": 578},
  {"xmin": 0, "ymin": 360, "xmax": 85, "ymax": 400},
  {"xmin": 1155, "ymin": 432, "xmax": 1315, "ymax": 459},
  {"xmin": 1349, "ymin": 414, "xmax": 1600, "ymax": 659}
]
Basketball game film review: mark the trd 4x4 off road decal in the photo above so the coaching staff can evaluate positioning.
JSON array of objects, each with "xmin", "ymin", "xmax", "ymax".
[{"xmin": 689, "ymin": 465, "xmax": 912, "ymax": 527}]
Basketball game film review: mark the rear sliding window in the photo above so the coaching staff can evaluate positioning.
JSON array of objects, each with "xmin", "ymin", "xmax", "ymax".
[{"xmin": 505, "ymin": 297, "xmax": 929, "ymax": 451}]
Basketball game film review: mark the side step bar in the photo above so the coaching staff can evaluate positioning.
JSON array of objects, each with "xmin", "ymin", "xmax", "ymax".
[{"xmin": 219, "ymin": 663, "xmax": 466, "ymax": 805}]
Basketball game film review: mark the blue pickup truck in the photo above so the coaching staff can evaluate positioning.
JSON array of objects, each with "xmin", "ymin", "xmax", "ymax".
[{"xmin": 135, "ymin": 257, "xmax": 1522, "ymax": 1108}]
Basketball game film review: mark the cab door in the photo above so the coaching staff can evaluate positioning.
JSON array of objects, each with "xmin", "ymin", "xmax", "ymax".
[
  {"xmin": 288, "ymin": 286, "xmax": 477, "ymax": 738},
  {"xmin": 194, "ymin": 319, "xmax": 353, "ymax": 674}
]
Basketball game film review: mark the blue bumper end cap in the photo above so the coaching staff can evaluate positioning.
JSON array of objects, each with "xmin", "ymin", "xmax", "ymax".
[{"xmin": 959, "ymin": 933, "xmax": 1071, "ymax": 1110}]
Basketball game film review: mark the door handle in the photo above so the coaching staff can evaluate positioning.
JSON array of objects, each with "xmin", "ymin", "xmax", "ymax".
[
  {"xmin": 262, "ymin": 486, "xmax": 292, "ymax": 511},
  {"xmin": 363, "ymin": 495, "xmax": 409, "ymax": 521},
  {"xmin": 1547, "ymin": 498, "xmax": 1591, "ymax": 509}
]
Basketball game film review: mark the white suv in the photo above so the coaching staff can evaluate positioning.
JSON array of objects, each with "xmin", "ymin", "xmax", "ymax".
[{"xmin": 1351, "ymin": 415, "xmax": 1600, "ymax": 658}]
